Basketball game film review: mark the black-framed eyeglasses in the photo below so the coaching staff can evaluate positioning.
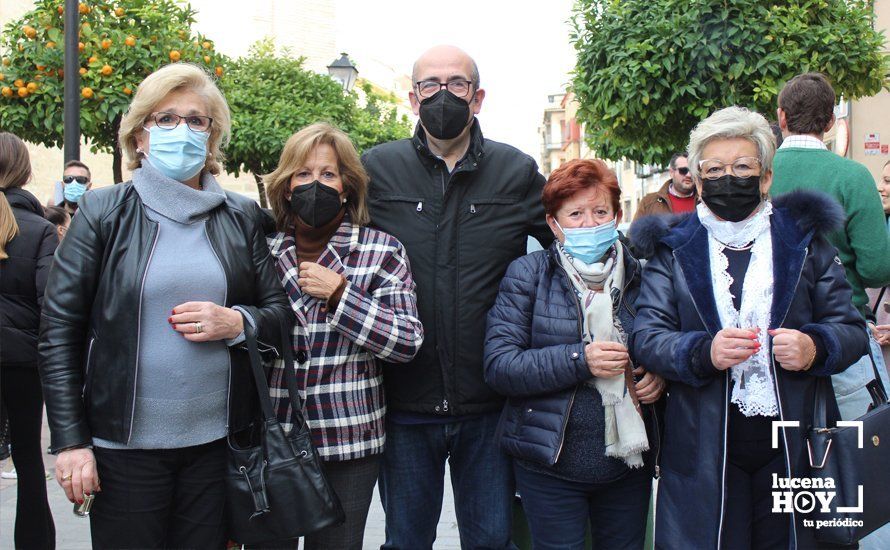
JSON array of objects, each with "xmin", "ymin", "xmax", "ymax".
[
  {"xmin": 415, "ymin": 79, "xmax": 474, "ymax": 99},
  {"xmin": 676, "ymin": 167, "xmax": 690, "ymax": 176},
  {"xmin": 147, "ymin": 112, "xmax": 213, "ymax": 133},
  {"xmin": 698, "ymin": 157, "xmax": 761, "ymax": 180},
  {"xmin": 63, "ymin": 175, "xmax": 89, "ymax": 184}
]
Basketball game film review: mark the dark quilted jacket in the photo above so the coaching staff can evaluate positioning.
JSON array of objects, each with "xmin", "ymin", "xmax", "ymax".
[{"xmin": 484, "ymin": 241, "xmax": 660, "ymax": 473}]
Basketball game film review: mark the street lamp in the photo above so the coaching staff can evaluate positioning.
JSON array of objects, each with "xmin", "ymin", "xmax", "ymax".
[{"xmin": 327, "ymin": 53, "xmax": 358, "ymax": 92}]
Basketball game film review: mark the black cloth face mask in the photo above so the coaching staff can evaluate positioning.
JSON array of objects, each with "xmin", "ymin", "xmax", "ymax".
[
  {"xmin": 289, "ymin": 180, "xmax": 343, "ymax": 227},
  {"xmin": 700, "ymin": 174, "xmax": 762, "ymax": 223},
  {"xmin": 418, "ymin": 89, "xmax": 471, "ymax": 140}
]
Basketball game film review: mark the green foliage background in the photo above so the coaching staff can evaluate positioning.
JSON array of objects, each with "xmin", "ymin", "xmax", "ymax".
[{"xmin": 572, "ymin": 0, "xmax": 890, "ymax": 165}]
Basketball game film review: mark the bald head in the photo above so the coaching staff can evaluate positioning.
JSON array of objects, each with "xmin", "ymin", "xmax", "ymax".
[{"xmin": 412, "ymin": 45, "xmax": 480, "ymax": 87}]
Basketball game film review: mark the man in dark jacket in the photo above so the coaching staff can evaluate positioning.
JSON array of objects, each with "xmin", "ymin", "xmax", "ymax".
[
  {"xmin": 362, "ymin": 44, "xmax": 553, "ymax": 548},
  {"xmin": 632, "ymin": 152, "xmax": 696, "ymax": 221}
]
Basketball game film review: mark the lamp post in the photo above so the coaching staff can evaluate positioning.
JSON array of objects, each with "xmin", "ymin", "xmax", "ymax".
[
  {"xmin": 327, "ymin": 53, "xmax": 358, "ymax": 92},
  {"xmin": 63, "ymin": 0, "xmax": 81, "ymax": 162}
]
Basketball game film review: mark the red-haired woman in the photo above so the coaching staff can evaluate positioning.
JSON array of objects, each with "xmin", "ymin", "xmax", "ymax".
[{"xmin": 484, "ymin": 159, "xmax": 664, "ymax": 549}]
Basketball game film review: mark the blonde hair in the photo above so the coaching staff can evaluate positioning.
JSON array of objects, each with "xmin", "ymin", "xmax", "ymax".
[
  {"xmin": 0, "ymin": 133, "xmax": 31, "ymax": 260},
  {"xmin": 118, "ymin": 63, "xmax": 231, "ymax": 175},
  {"xmin": 264, "ymin": 123, "xmax": 370, "ymax": 230}
]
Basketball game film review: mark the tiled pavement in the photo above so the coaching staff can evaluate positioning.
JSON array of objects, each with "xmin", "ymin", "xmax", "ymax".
[{"xmin": 0, "ymin": 414, "xmax": 462, "ymax": 549}]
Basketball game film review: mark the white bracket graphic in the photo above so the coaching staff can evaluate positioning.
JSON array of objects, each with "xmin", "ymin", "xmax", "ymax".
[
  {"xmin": 838, "ymin": 485, "xmax": 864, "ymax": 513},
  {"xmin": 836, "ymin": 421, "xmax": 864, "ymax": 449},
  {"xmin": 772, "ymin": 420, "xmax": 800, "ymax": 449}
]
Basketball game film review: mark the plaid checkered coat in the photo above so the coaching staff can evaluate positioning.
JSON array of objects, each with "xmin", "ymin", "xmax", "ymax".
[{"xmin": 267, "ymin": 218, "xmax": 423, "ymax": 461}]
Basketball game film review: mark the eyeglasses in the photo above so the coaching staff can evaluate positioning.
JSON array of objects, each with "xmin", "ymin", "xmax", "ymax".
[
  {"xmin": 415, "ymin": 79, "xmax": 474, "ymax": 99},
  {"xmin": 698, "ymin": 157, "xmax": 761, "ymax": 180},
  {"xmin": 676, "ymin": 167, "xmax": 690, "ymax": 176},
  {"xmin": 63, "ymin": 175, "xmax": 89, "ymax": 184},
  {"xmin": 146, "ymin": 112, "xmax": 213, "ymax": 133}
]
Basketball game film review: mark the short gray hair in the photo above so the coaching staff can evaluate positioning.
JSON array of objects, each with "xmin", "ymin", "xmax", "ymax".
[{"xmin": 687, "ymin": 106, "xmax": 776, "ymax": 179}]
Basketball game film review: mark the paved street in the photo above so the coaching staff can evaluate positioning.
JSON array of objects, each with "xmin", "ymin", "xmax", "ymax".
[{"xmin": 0, "ymin": 413, "xmax": 462, "ymax": 549}]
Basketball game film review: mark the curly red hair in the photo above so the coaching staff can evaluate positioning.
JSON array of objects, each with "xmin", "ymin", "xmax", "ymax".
[{"xmin": 542, "ymin": 159, "xmax": 621, "ymax": 216}]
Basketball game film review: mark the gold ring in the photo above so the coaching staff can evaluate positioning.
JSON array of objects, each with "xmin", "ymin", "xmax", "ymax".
[
  {"xmin": 62, "ymin": 473, "xmax": 72, "ymax": 481},
  {"xmin": 195, "ymin": 322, "xmax": 203, "ymax": 334}
]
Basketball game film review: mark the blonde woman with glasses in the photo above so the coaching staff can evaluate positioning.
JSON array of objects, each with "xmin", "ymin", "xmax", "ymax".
[{"xmin": 38, "ymin": 63, "xmax": 292, "ymax": 548}]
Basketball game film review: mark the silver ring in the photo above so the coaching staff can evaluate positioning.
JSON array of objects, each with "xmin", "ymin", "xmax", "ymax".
[{"xmin": 195, "ymin": 322, "xmax": 203, "ymax": 334}]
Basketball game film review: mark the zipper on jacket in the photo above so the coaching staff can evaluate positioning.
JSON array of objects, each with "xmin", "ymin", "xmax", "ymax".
[
  {"xmin": 442, "ymin": 399, "xmax": 449, "ymax": 412},
  {"xmin": 469, "ymin": 204, "xmax": 476, "ymax": 214},
  {"xmin": 553, "ymin": 260, "xmax": 586, "ymax": 463},
  {"xmin": 204, "ymin": 222, "xmax": 233, "ymax": 431},
  {"xmin": 127, "ymin": 222, "xmax": 160, "ymax": 444},
  {"xmin": 716, "ymin": 370, "xmax": 730, "ymax": 549},
  {"xmin": 416, "ymin": 201, "xmax": 423, "ymax": 212}
]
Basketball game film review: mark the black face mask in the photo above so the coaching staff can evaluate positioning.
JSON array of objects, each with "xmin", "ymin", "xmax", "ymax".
[
  {"xmin": 418, "ymin": 89, "xmax": 471, "ymax": 140},
  {"xmin": 289, "ymin": 180, "xmax": 343, "ymax": 227},
  {"xmin": 700, "ymin": 175, "xmax": 763, "ymax": 223}
]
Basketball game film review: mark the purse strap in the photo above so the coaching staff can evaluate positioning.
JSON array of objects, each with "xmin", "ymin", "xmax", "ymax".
[
  {"xmin": 242, "ymin": 313, "xmax": 308, "ymax": 429},
  {"xmin": 873, "ymin": 286, "xmax": 887, "ymax": 317}
]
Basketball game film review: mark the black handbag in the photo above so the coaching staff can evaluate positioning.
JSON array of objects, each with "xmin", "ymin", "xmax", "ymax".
[
  {"xmin": 807, "ymin": 350, "xmax": 890, "ymax": 545},
  {"xmin": 225, "ymin": 320, "xmax": 344, "ymax": 545}
]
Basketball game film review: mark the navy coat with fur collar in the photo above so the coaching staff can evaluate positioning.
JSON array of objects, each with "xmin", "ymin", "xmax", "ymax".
[{"xmin": 629, "ymin": 190, "xmax": 867, "ymax": 550}]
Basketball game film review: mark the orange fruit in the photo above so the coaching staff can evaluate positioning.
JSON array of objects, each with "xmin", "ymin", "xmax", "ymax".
[
  {"xmin": 169, "ymin": 50, "xmax": 181, "ymax": 62},
  {"xmin": 78, "ymin": 42, "xmax": 85, "ymax": 52},
  {"xmin": 178, "ymin": 30, "xmax": 187, "ymax": 39},
  {"xmin": 101, "ymin": 39, "xmax": 112, "ymax": 50},
  {"xmin": 23, "ymin": 25, "xmax": 37, "ymax": 39},
  {"xmin": 0, "ymin": 73, "xmax": 4, "ymax": 81},
  {"xmin": 17, "ymin": 87, "xmax": 28, "ymax": 98},
  {"xmin": 57, "ymin": 5, "xmax": 64, "ymax": 14},
  {"xmin": 1, "ymin": 58, "xmax": 9, "ymax": 66},
  {"xmin": 81, "ymin": 87, "xmax": 93, "ymax": 99},
  {"xmin": 123, "ymin": 86, "xmax": 132, "ymax": 95},
  {"xmin": 88, "ymin": 56, "xmax": 98, "ymax": 64},
  {"xmin": 35, "ymin": 64, "xmax": 46, "ymax": 71},
  {"xmin": 46, "ymin": 41, "xmax": 56, "ymax": 48},
  {"xmin": 1, "ymin": 86, "xmax": 11, "ymax": 98},
  {"xmin": 78, "ymin": 3, "xmax": 90, "ymax": 15},
  {"xmin": 203, "ymin": 55, "xmax": 211, "ymax": 63},
  {"xmin": 26, "ymin": 82, "xmax": 37, "ymax": 92},
  {"xmin": 57, "ymin": 69, "xmax": 64, "ymax": 78},
  {"xmin": 13, "ymin": 79, "xmax": 24, "ymax": 88},
  {"xmin": 215, "ymin": 66, "xmax": 224, "ymax": 77},
  {"xmin": 100, "ymin": 64, "xmax": 112, "ymax": 76},
  {"xmin": 125, "ymin": 35, "xmax": 136, "ymax": 47},
  {"xmin": 202, "ymin": 41, "xmax": 211, "ymax": 49},
  {"xmin": 79, "ymin": 67, "xmax": 87, "ymax": 75},
  {"xmin": 114, "ymin": 7, "xmax": 124, "ymax": 17}
]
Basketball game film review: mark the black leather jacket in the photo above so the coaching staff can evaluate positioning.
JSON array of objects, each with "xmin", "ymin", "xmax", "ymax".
[{"xmin": 38, "ymin": 182, "xmax": 293, "ymax": 453}]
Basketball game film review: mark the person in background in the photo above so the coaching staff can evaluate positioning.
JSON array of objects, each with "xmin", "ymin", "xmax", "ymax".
[
  {"xmin": 362, "ymin": 45, "xmax": 553, "ymax": 548},
  {"xmin": 44, "ymin": 205, "xmax": 70, "ymax": 242},
  {"xmin": 771, "ymin": 72, "xmax": 890, "ymax": 424},
  {"xmin": 0, "ymin": 131, "xmax": 58, "ymax": 549},
  {"xmin": 632, "ymin": 152, "xmax": 697, "ymax": 221},
  {"xmin": 867, "ymin": 159, "xmax": 890, "ymax": 377},
  {"xmin": 485, "ymin": 159, "xmax": 664, "ymax": 549},
  {"xmin": 39, "ymin": 63, "xmax": 292, "ymax": 549},
  {"xmin": 631, "ymin": 106, "xmax": 867, "ymax": 549},
  {"xmin": 52, "ymin": 159, "xmax": 93, "ymax": 215}
]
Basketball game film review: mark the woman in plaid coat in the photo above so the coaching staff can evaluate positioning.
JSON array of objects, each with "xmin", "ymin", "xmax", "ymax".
[{"xmin": 264, "ymin": 123, "xmax": 424, "ymax": 549}]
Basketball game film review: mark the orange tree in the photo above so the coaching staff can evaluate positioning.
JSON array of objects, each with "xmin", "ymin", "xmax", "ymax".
[
  {"xmin": 0, "ymin": 0, "xmax": 226, "ymax": 182},
  {"xmin": 223, "ymin": 40, "xmax": 411, "ymax": 208}
]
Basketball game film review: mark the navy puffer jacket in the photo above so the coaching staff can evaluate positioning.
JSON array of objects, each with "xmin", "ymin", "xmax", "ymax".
[{"xmin": 484, "ymin": 241, "xmax": 660, "ymax": 469}]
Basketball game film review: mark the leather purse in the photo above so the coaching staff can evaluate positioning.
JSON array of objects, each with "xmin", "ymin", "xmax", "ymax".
[
  {"xmin": 807, "ymin": 351, "xmax": 890, "ymax": 545},
  {"xmin": 225, "ymin": 320, "xmax": 344, "ymax": 545}
]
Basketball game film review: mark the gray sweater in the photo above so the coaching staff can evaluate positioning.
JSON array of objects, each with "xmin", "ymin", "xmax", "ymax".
[{"xmin": 94, "ymin": 164, "xmax": 231, "ymax": 449}]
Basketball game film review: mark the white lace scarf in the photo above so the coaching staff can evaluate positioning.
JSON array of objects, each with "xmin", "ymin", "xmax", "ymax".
[{"xmin": 698, "ymin": 202, "xmax": 778, "ymax": 417}]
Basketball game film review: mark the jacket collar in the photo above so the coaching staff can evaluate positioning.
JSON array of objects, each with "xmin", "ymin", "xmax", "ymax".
[
  {"xmin": 4, "ymin": 187, "xmax": 45, "ymax": 216},
  {"xmin": 664, "ymin": 207, "xmax": 811, "ymax": 334},
  {"xmin": 411, "ymin": 118, "xmax": 485, "ymax": 170}
]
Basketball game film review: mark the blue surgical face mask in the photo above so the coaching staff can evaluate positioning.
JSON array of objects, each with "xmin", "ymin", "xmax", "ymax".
[
  {"xmin": 556, "ymin": 218, "xmax": 619, "ymax": 264},
  {"xmin": 63, "ymin": 181, "xmax": 88, "ymax": 203},
  {"xmin": 144, "ymin": 124, "xmax": 209, "ymax": 182}
]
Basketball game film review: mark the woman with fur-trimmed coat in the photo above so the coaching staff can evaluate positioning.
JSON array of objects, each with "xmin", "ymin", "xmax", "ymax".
[{"xmin": 630, "ymin": 107, "xmax": 867, "ymax": 550}]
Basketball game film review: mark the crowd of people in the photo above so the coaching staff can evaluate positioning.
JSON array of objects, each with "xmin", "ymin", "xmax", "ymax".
[{"xmin": 1, "ymin": 44, "xmax": 889, "ymax": 550}]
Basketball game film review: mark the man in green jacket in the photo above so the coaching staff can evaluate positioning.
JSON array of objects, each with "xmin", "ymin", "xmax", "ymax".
[{"xmin": 772, "ymin": 72, "xmax": 890, "ymax": 422}]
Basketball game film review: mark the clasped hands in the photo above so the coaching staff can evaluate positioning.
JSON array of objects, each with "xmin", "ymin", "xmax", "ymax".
[
  {"xmin": 710, "ymin": 327, "xmax": 816, "ymax": 372},
  {"xmin": 584, "ymin": 341, "xmax": 664, "ymax": 404}
]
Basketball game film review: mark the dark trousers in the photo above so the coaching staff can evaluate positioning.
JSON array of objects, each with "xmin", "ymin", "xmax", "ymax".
[
  {"xmin": 1, "ymin": 364, "xmax": 56, "ymax": 550},
  {"xmin": 514, "ymin": 463, "xmax": 651, "ymax": 550},
  {"xmin": 379, "ymin": 413, "xmax": 515, "ymax": 549},
  {"xmin": 252, "ymin": 454, "xmax": 381, "ymax": 550},
  {"xmin": 90, "ymin": 439, "xmax": 226, "ymax": 550},
  {"xmin": 723, "ymin": 434, "xmax": 790, "ymax": 549}
]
